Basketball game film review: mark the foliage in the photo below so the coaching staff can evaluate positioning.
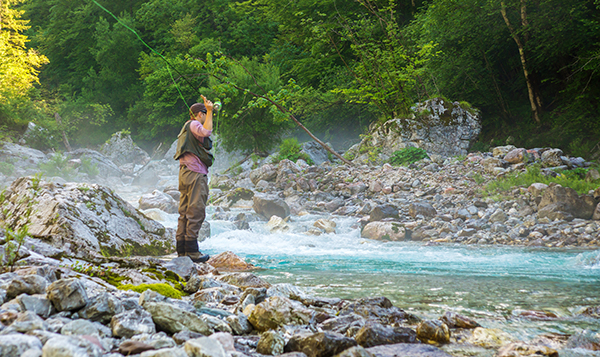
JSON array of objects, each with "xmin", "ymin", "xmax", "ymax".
[
  {"xmin": 38, "ymin": 153, "xmax": 75, "ymax": 180},
  {"xmin": 0, "ymin": 173, "xmax": 42, "ymax": 272},
  {"xmin": 80, "ymin": 157, "xmax": 99, "ymax": 178},
  {"xmin": 389, "ymin": 147, "xmax": 429, "ymax": 166},
  {"xmin": 0, "ymin": 163, "xmax": 14, "ymax": 176},
  {"xmin": 483, "ymin": 165, "xmax": 600, "ymax": 196},
  {"xmin": 274, "ymin": 138, "xmax": 314, "ymax": 165}
]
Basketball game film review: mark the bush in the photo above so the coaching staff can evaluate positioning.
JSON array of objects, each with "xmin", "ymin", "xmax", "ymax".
[
  {"xmin": 274, "ymin": 138, "xmax": 314, "ymax": 165},
  {"xmin": 389, "ymin": 147, "xmax": 429, "ymax": 166},
  {"xmin": 38, "ymin": 153, "xmax": 75, "ymax": 180},
  {"xmin": 0, "ymin": 162, "xmax": 14, "ymax": 176},
  {"xmin": 80, "ymin": 156, "xmax": 99, "ymax": 178}
]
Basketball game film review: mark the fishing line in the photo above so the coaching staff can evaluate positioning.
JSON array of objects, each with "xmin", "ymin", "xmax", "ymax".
[{"xmin": 90, "ymin": 0, "xmax": 199, "ymax": 109}]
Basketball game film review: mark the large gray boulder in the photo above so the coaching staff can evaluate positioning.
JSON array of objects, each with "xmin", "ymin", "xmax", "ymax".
[
  {"xmin": 101, "ymin": 131, "xmax": 151, "ymax": 167},
  {"xmin": 248, "ymin": 296, "xmax": 311, "ymax": 332},
  {"xmin": 0, "ymin": 142, "xmax": 46, "ymax": 170},
  {"xmin": 143, "ymin": 301, "xmax": 212, "ymax": 335},
  {"xmin": 366, "ymin": 343, "xmax": 452, "ymax": 357},
  {"xmin": 2, "ymin": 177, "xmax": 174, "ymax": 260},
  {"xmin": 346, "ymin": 98, "xmax": 481, "ymax": 161},
  {"xmin": 301, "ymin": 141, "xmax": 330, "ymax": 166},
  {"xmin": 111, "ymin": 308, "xmax": 156, "ymax": 338},
  {"xmin": 286, "ymin": 332, "xmax": 357, "ymax": 357},
  {"xmin": 537, "ymin": 185, "xmax": 598, "ymax": 221},
  {"xmin": 46, "ymin": 278, "xmax": 88, "ymax": 312},
  {"xmin": 68, "ymin": 148, "xmax": 123, "ymax": 178},
  {"xmin": 0, "ymin": 334, "xmax": 43, "ymax": 356},
  {"xmin": 253, "ymin": 194, "xmax": 291, "ymax": 219},
  {"xmin": 139, "ymin": 190, "xmax": 179, "ymax": 214},
  {"xmin": 42, "ymin": 336, "xmax": 104, "ymax": 357}
]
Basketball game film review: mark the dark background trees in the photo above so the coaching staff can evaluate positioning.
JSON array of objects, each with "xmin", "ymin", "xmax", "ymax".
[{"xmin": 3, "ymin": 0, "xmax": 600, "ymax": 158}]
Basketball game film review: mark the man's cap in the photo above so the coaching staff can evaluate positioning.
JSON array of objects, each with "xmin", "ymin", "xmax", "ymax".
[{"xmin": 190, "ymin": 103, "xmax": 207, "ymax": 114}]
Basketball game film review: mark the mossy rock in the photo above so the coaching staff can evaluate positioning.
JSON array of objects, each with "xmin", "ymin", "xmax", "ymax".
[
  {"xmin": 119, "ymin": 283, "xmax": 185, "ymax": 299},
  {"xmin": 226, "ymin": 188, "xmax": 254, "ymax": 204}
]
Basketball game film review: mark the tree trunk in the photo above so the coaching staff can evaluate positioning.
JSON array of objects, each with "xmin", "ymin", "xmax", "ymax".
[
  {"xmin": 500, "ymin": 0, "xmax": 541, "ymax": 124},
  {"xmin": 54, "ymin": 113, "xmax": 72, "ymax": 152}
]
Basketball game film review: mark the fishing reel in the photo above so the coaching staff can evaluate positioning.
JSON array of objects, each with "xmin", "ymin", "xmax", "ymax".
[{"xmin": 214, "ymin": 101, "xmax": 222, "ymax": 112}]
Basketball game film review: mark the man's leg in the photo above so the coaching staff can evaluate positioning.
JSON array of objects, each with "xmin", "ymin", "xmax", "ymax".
[
  {"xmin": 175, "ymin": 166, "xmax": 190, "ymax": 257},
  {"xmin": 183, "ymin": 169, "xmax": 209, "ymax": 263}
]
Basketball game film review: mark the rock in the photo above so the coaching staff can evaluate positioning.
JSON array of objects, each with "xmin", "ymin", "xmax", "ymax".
[
  {"xmin": 42, "ymin": 335, "xmax": 104, "ymax": 357},
  {"xmin": 47, "ymin": 278, "xmax": 88, "ymax": 312},
  {"xmin": 481, "ymin": 157, "xmax": 507, "ymax": 172},
  {"xmin": 528, "ymin": 183, "xmax": 548, "ymax": 196},
  {"xmin": 314, "ymin": 219, "xmax": 337, "ymax": 234},
  {"xmin": 101, "ymin": 131, "xmax": 151, "ymax": 167},
  {"xmin": 8, "ymin": 311, "xmax": 47, "ymax": 332},
  {"xmin": 248, "ymin": 296, "xmax": 311, "ymax": 331},
  {"xmin": 355, "ymin": 322, "xmax": 417, "ymax": 347},
  {"xmin": 266, "ymin": 215, "xmax": 290, "ymax": 233},
  {"xmin": 68, "ymin": 148, "xmax": 124, "ymax": 179},
  {"xmin": 286, "ymin": 332, "xmax": 358, "ymax": 357},
  {"xmin": 333, "ymin": 346, "xmax": 371, "ymax": 357},
  {"xmin": 162, "ymin": 256, "xmax": 196, "ymax": 281},
  {"xmin": 361, "ymin": 222, "xmax": 405, "ymax": 241},
  {"xmin": 79, "ymin": 292, "xmax": 123, "ymax": 324},
  {"xmin": 144, "ymin": 301, "xmax": 211, "ymax": 335},
  {"xmin": 139, "ymin": 347, "xmax": 188, "ymax": 357},
  {"xmin": 208, "ymin": 251, "xmax": 256, "ymax": 271},
  {"xmin": 253, "ymin": 194, "xmax": 291, "ymax": 219},
  {"xmin": 119, "ymin": 341, "xmax": 156, "ymax": 355},
  {"xmin": 467, "ymin": 327, "xmax": 513, "ymax": 348},
  {"xmin": 6, "ymin": 274, "xmax": 49, "ymax": 299},
  {"xmin": 192, "ymin": 287, "xmax": 227, "ymax": 304},
  {"xmin": 365, "ymin": 343, "xmax": 452, "ymax": 357},
  {"xmin": 538, "ymin": 185, "xmax": 597, "ymax": 220},
  {"xmin": 111, "ymin": 308, "xmax": 156, "ymax": 338},
  {"xmin": 369, "ymin": 204, "xmax": 399, "ymax": 221},
  {"xmin": 586, "ymin": 169, "xmax": 600, "ymax": 182},
  {"xmin": 257, "ymin": 330, "xmax": 285, "ymax": 355},
  {"xmin": 504, "ymin": 148, "xmax": 529, "ymax": 164},
  {"xmin": 541, "ymin": 149, "xmax": 563, "ymax": 167},
  {"xmin": 493, "ymin": 145, "xmax": 517, "ymax": 158},
  {"xmin": 16, "ymin": 293, "xmax": 55, "ymax": 318},
  {"xmin": 209, "ymin": 332, "xmax": 236, "ymax": 352},
  {"xmin": 218, "ymin": 273, "xmax": 271, "ymax": 290},
  {"xmin": 440, "ymin": 311, "xmax": 480, "ymax": 329},
  {"xmin": 416, "ymin": 320, "xmax": 450, "ymax": 344},
  {"xmin": 250, "ymin": 164, "xmax": 278, "ymax": 185},
  {"xmin": 0, "ymin": 334, "xmax": 43, "ymax": 356},
  {"xmin": 139, "ymin": 190, "xmax": 179, "ymax": 214},
  {"xmin": 489, "ymin": 209, "xmax": 508, "ymax": 223},
  {"xmin": 184, "ymin": 337, "xmax": 227, "ymax": 357},
  {"xmin": 409, "ymin": 202, "xmax": 437, "ymax": 218},
  {"xmin": 347, "ymin": 98, "xmax": 480, "ymax": 158},
  {"xmin": 1, "ymin": 177, "xmax": 173, "ymax": 260},
  {"xmin": 61, "ymin": 319, "xmax": 100, "ymax": 336},
  {"xmin": 302, "ymin": 141, "xmax": 330, "ymax": 165},
  {"xmin": 497, "ymin": 342, "xmax": 558, "ymax": 357}
]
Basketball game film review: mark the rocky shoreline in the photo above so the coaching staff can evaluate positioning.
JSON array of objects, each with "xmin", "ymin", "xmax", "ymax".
[{"xmin": 1, "ymin": 130, "xmax": 600, "ymax": 356}]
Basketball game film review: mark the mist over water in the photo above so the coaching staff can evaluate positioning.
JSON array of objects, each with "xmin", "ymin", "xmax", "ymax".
[{"xmin": 142, "ymin": 205, "xmax": 600, "ymax": 342}]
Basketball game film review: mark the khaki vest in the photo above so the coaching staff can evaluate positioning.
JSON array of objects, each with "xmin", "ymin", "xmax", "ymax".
[{"xmin": 173, "ymin": 121, "xmax": 214, "ymax": 167}]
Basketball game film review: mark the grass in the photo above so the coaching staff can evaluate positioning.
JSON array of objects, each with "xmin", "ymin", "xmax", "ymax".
[{"xmin": 483, "ymin": 165, "xmax": 600, "ymax": 196}]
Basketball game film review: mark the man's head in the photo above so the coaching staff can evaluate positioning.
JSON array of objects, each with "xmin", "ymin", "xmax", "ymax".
[{"xmin": 189, "ymin": 103, "xmax": 207, "ymax": 123}]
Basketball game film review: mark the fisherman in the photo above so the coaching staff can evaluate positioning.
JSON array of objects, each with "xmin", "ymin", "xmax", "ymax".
[{"xmin": 173, "ymin": 95, "xmax": 214, "ymax": 263}]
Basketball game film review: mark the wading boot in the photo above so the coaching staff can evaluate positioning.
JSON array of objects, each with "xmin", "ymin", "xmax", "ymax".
[
  {"xmin": 187, "ymin": 252, "xmax": 210, "ymax": 263},
  {"xmin": 176, "ymin": 240, "xmax": 186, "ymax": 258},
  {"xmin": 184, "ymin": 239, "xmax": 210, "ymax": 263}
]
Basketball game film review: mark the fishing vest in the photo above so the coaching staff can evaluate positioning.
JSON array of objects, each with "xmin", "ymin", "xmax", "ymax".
[{"xmin": 173, "ymin": 120, "xmax": 214, "ymax": 168}]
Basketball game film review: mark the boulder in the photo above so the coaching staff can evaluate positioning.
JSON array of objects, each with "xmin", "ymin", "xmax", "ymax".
[
  {"xmin": 226, "ymin": 313, "xmax": 253, "ymax": 335},
  {"xmin": 528, "ymin": 183, "xmax": 548, "ymax": 196},
  {"xmin": 492, "ymin": 145, "xmax": 517, "ymax": 158},
  {"xmin": 139, "ymin": 347, "xmax": 188, "ymax": 357},
  {"xmin": 302, "ymin": 141, "xmax": 330, "ymax": 165},
  {"xmin": 1, "ymin": 177, "xmax": 174, "ymax": 260},
  {"xmin": 0, "ymin": 334, "xmax": 42, "ymax": 356},
  {"xmin": 0, "ymin": 142, "xmax": 46, "ymax": 171},
  {"xmin": 42, "ymin": 336, "xmax": 104, "ymax": 357},
  {"xmin": 163, "ymin": 256, "xmax": 196, "ymax": 280},
  {"xmin": 541, "ymin": 149, "xmax": 563, "ymax": 167},
  {"xmin": 250, "ymin": 164, "xmax": 278, "ymax": 185},
  {"xmin": 537, "ymin": 185, "xmax": 597, "ymax": 220},
  {"xmin": 361, "ymin": 222, "xmax": 405, "ymax": 241},
  {"xmin": 16, "ymin": 293, "xmax": 55, "ymax": 318},
  {"xmin": 467, "ymin": 327, "xmax": 513, "ymax": 348},
  {"xmin": 369, "ymin": 204, "xmax": 399, "ymax": 221},
  {"xmin": 266, "ymin": 215, "xmax": 291, "ymax": 233},
  {"xmin": 101, "ymin": 131, "xmax": 151, "ymax": 167},
  {"xmin": 248, "ymin": 296, "xmax": 311, "ymax": 331},
  {"xmin": 409, "ymin": 202, "xmax": 437, "ymax": 218},
  {"xmin": 60, "ymin": 319, "xmax": 100, "ymax": 336},
  {"xmin": 185, "ymin": 337, "xmax": 227, "ymax": 357},
  {"xmin": 481, "ymin": 157, "xmax": 507, "ymax": 173},
  {"xmin": 218, "ymin": 272, "xmax": 271, "ymax": 290},
  {"xmin": 355, "ymin": 322, "xmax": 417, "ymax": 347},
  {"xmin": 79, "ymin": 291, "xmax": 124, "ymax": 324},
  {"xmin": 346, "ymin": 98, "xmax": 480, "ymax": 158},
  {"xmin": 365, "ymin": 343, "xmax": 452, "ymax": 357},
  {"xmin": 144, "ymin": 301, "xmax": 211, "ymax": 335},
  {"xmin": 504, "ymin": 148, "xmax": 529, "ymax": 164},
  {"xmin": 257, "ymin": 330, "xmax": 286, "ymax": 355},
  {"xmin": 253, "ymin": 194, "xmax": 291, "ymax": 219},
  {"xmin": 6, "ymin": 274, "xmax": 49, "ymax": 299},
  {"xmin": 416, "ymin": 320, "xmax": 450, "ymax": 344},
  {"xmin": 7, "ymin": 311, "xmax": 47, "ymax": 333},
  {"xmin": 208, "ymin": 251, "xmax": 256, "ymax": 271},
  {"xmin": 111, "ymin": 308, "xmax": 156, "ymax": 338},
  {"xmin": 286, "ymin": 332, "xmax": 358, "ymax": 357},
  {"xmin": 46, "ymin": 278, "xmax": 88, "ymax": 312},
  {"xmin": 68, "ymin": 148, "xmax": 124, "ymax": 179},
  {"xmin": 139, "ymin": 190, "xmax": 179, "ymax": 214}
]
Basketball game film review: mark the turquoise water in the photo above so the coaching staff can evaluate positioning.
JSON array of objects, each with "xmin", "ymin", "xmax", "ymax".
[{"xmin": 155, "ymin": 209, "xmax": 600, "ymax": 343}]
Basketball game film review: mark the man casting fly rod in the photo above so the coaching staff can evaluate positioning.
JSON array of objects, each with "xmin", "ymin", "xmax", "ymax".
[{"xmin": 173, "ymin": 95, "xmax": 219, "ymax": 263}]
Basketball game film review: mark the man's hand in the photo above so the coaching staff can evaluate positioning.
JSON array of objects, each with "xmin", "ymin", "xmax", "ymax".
[{"xmin": 201, "ymin": 95, "xmax": 214, "ymax": 112}]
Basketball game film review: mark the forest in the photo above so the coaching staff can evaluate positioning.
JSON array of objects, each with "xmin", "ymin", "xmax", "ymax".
[{"xmin": 2, "ymin": 0, "xmax": 600, "ymax": 158}]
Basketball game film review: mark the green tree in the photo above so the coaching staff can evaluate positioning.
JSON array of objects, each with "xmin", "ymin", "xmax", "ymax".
[{"xmin": 0, "ymin": 0, "xmax": 48, "ymax": 126}]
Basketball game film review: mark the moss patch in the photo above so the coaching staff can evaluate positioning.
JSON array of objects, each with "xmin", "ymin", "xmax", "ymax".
[{"xmin": 118, "ymin": 283, "xmax": 184, "ymax": 299}]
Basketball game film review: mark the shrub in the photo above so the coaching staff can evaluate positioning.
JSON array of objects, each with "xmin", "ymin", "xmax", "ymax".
[
  {"xmin": 38, "ymin": 153, "xmax": 75, "ymax": 180},
  {"xmin": 389, "ymin": 147, "xmax": 429, "ymax": 166},
  {"xmin": 80, "ymin": 156, "xmax": 99, "ymax": 178},
  {"xmin": 0, "ymin": 162, "xmax": 14, "ymax": 176},
  {"xmin": 274, "ymin": 138, "xmax": 314, "ymax": 165}
]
